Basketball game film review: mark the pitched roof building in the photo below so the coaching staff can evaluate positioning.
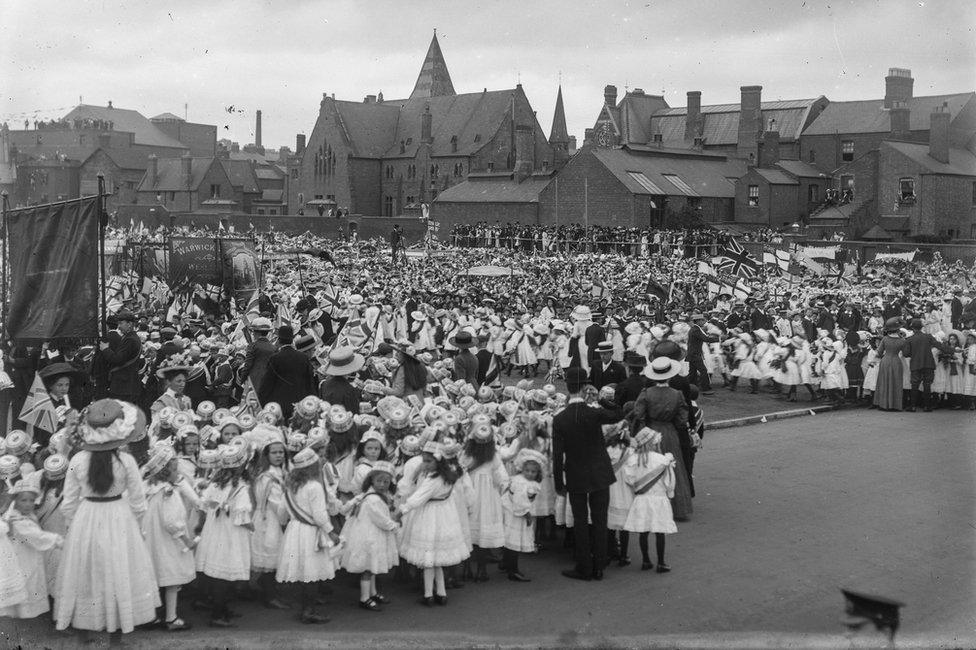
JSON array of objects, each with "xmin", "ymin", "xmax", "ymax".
[{"xmin": 292, "ymin": 32, "xmax": 562, "ymax": 217}]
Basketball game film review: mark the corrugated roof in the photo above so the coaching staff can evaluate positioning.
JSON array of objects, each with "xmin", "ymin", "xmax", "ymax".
[
  {"xmin": 774, "ymin": 159, "xmax": 824, "ymax": 178},
  {"xmin": 591, "ymin": 148, "xmax": 747, "ymax": 198},
  {"xmin": 150, "ymin": 112, "xmax": 184, "ymax": 122},
  {"xmin": 755, "ymin": 168, "xmax": 798, "ymax": 185},
  {"xmin": 137, "ymin": 157, "xmax": 217, "ymax": 192},
  {"xmin": 219, "ymin": 159, "xmax": 261, "ymax": 193},
  {"xmin": 434, "ymin": 176, "xmax": 550, "ymax": 203},
  {"xmin": 651, "ymin": 100, "xmax": 819, "ymax": 145},
  {"xmin": 802, "ymin": 93, "xmax": 975, "ymax": 135},
  {"xmin": 64, "ymin": 104, "xmax": 187, "ymax": 149},
  {"xmin": 884, "ymin": 140, "xmax": 976, "ymax": 176}
]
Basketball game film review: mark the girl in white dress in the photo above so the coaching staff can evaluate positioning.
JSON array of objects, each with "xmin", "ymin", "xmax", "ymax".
[
  {"xmin": 772, "ymin": 338, "xmax": 801, "ymax": 401},
  {"xmin": 141, "ymin": 445, "xmax": 197, "ymax": 631},
  {"xmin": 730, "ymin": 333, "xmax": 762, "ymax": 393},
  {"xmin": 55, "ymin": 400, "xmax": 161, "ymax": 634},
  {"xmin": 196, "ymin": 442, "xmax": 253, "ymax": 628},
  {"xmin": 862, "ymin": 337, "xmax": 881, "ymax": 404},
  {"xmin": 460, "ymin": 424, "xmax": 509, "ymax": 583},
  {"xmin": 340, "ymin": 460, "xmax": 399, "ymax": 611},
  {"xmin": 0, "ymin": 477, "xmax": 62, "ymax": 619},
  {"xmin": 0, "ymin": 516, "xmax": 28, "ymax": 615},
  {"xmin": 250, "ymin": 437, "xmax": 289, "ymax": 610},
  {"xmin": 396, "ymin": 443, "xmax": 470, "ymax": 606},
  {"xmin": 500, "ymin": 449, "xmax": 543, "ymax": 582},
  {"xmin": 624, "ymin": 428, "xmax": 677, "ymax": 573},
  {"xmin": 36, "ymin": 454, "xmax": 68, "ymax": 599},
  {"xmin": 276, "ymin": 448, "xmax": 337, "ymax": 625},
  {"xmin": 351, "ymin": 429, "xmax": 389, "ymax": 495},
  {"xmin": 819, "ymin": 341, "xmax": 848, "ymax": 403},
  {"xmin": 964, "ymin": 332, "xmax": 976, "ymax": 409},
  {"xmin": 606, "ymin": 426, "xmax": 634, "ymax": 565}
]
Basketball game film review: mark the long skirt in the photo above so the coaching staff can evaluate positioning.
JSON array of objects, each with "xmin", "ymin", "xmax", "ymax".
[
  {"xmin": 873, "ymin": 355, "xmax": 904, "ymax": 410},
  {"xmin": 648, "ymin": 420, "xmax": 693, "ymax": 520}
]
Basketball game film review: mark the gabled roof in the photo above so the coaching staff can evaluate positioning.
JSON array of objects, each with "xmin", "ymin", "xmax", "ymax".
[
  {"xmin": 218, "ymin": 159, "xmax": 261, "ymax": 193},
  {"xmin": 550, "ymin": 86, "xmax": 569, "ymax": 144},
  {"xmin": 755, "ymin": 168, "xmax": 798, "ymax": 185},
  {"xmin": 137, "ymin": 157, "xmax": 217, "ymax": 192},
  {"xmin": 651, "ymin": 98, "xmax": 824, "ymax": 145},
  {"xmin": 434, "ymin": 176, "xmax": 550, "ymax": 203},
  {"xmin": 409, "ymin": 32, "xmax": 456, "ymax": 99},
  {"xmin": 150, "ymin": 112, "xmax": 184, "ymax": 122},
  {"xmin": 330, "ymin": 101, "xmax": 401, "ymax": 158},
  {"xmin": 254, "ymin": 165, "xmax": 284, "ymax": 180},
  {"xmin": 591, "ymin": 148, "xmax": 747, "ymax": 198},
  {"xmin": 884, "ymin": 140, "xmax": 976, "ymax": 176},
  {"xmin": 774, "ymin": 159, "xmax": 824, "ymax": 178},
  {"xmin": 63, "ymin": 104, "xmax": 187, "ymax": 149},
  {"xmin": 617, "ymin": 92, "xmax": 670, "ymax": 145},
  {"xmin": 802, "ymin": 92, "xmax": 975, "ymax": 135},
  {"xmin": 82, "ymin": 147, "xmax": 153, "ymax": 170}
]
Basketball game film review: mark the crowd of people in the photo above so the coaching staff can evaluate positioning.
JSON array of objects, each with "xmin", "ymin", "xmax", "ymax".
[{"xmin": 0, "ymin": 222, "xmax": 974, "ymax": 637}]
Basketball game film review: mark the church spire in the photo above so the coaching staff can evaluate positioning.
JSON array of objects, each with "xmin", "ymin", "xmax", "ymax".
[
  {"xmin": 410, "ymin": 31, "xmax": 456, "ymax": 99},
  {"xmin": 549, "ymin": 84, "xmax": 569, "ymax": 145}
]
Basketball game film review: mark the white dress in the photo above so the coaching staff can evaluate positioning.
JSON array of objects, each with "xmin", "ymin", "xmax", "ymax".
[
  {"xmin": 339, "ymin": 489, "xmax": 399, "ymax": 574},
  {"xmin": 964, "ymin": 345, "xmax": 976, "ymax": 396},
  {"xmin": 276, "ymin": 481, "xmax": 336, "ymax": 583},
  {"xmin": 463, "ymin": 455, "xmax": 508, "ymax": 549},
  {"xmin": 451, "ymin": 472, "xmax": 475, "ymax": 551},
  {"xmin": 732, "ymin": 342, "xmax": 762, "ymax": 380},
  {"xmin": 251, "ymin": 468, "xmax": 287, "ymax": 572},
  {"xmin": 607, "ymin": 446, "xmax": 634, "ymax": 531},
  {"xmin": 196, "ymin": 482, "xmax": 253, "ymax": 581},
  {"xmin": 55, "ymin": 451, "xmax": 161, "ymax": 633},
  {"xmin": 0, "ymin": 509, "xmax": 61, "ymax": 618},
  {"xmin": 397, "ymin": 475, "xmax": 471, "ymax": 568},
  {"xmin": 142, "ymin": 481, "xmax": 196, "ymax": 588},
  {"xmin": 623, "ymin": 451, "xmax": 678, "ymax": 534},
  {"xmin": 819, "ymin": 350, "xmax": 847, "ymax": 391},
  {"xmin": 501, "ymin": 475, "xmax": 537, "ymax": 553},
  {"xmin": 862, "ymin": 349, "xmax": 880, "ymax": 392},
  {"xmin": 0, "ymin": 518, "xmax": 29, "ymax": 611},
  {"xmin": 36, "ymin": 487, "xmax": 67, "ymax": 595}
]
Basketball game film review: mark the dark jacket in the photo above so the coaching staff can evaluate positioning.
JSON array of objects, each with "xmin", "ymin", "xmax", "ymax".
[
  {"xmin": 258, "ymin": 346, "xmax": 316, "ymax": 419},
  {"xmin": 902, "ymin": 332, "xmax": 949, "ymax": 371},
  {"xmin": 453, "ymin": 349, "xmax": 479, "ymax": 388},
  {"xmin": 242, "ymin": 337, "xmax": 277, "ymax": 390},
  {"xmin": 614, "ymin": 373, "xmax": 648, "ymax": 406},
  {"xmin": 99, "ymin": 331, "xmax": 143, "ymax": 398},
  {"xmin": 583, "ymin": 323, "xmax": 606, "ymax": 363},
  {"xmin": 687, "ymin": 324, "xmax": 719, "ymax": 360},
  {"xmin": 552, "ymin": 400, "xmax": 623, "ymax": 493},
  {"xmin": 589, "ymin": 360, "xmax": 626, "ymax": 389},
  {"xmin": 318, "ymin": 376, "xmax": 362, "ymax": 414}
]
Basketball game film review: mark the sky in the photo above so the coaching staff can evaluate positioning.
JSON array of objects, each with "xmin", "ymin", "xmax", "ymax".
[{"xmin": 2, "ymin": 0, "xmax": 974, "ymax": 150}]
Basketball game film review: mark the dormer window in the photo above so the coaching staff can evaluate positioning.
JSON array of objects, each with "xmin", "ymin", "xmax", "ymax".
[
  {"xmin": 451, "ymin": 135, "xmax": 458, "ymax": 153},
  {"xmin": 474, "ymin": 134, "xmax": 481, "ymax": 143},
  {"xmin": 406, "ymin": 137, "xmax": 413, "ymax": 145}
]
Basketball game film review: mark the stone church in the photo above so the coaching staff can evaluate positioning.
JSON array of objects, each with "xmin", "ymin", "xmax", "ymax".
[{"xmin": 291, "ymin": 32, "xmax": 568, "ymax": 216}]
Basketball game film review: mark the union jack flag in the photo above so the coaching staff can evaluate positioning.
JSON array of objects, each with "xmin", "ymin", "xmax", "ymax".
[
  {"xmin": 714, "ymin": 238, "xmax": 760, "ymax": 279},
  {"xmin": 318, "ymin": 284, "xmax": 344, "ymax": 318},
  {"xmin": 19, "ymin": 373, "xmax": 58, "ymax": 434}
]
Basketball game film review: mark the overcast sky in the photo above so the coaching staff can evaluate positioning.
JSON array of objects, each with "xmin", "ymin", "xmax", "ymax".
[{"xmin": 2, "ymin": 0, "xmax": 974, "ymax": 150}]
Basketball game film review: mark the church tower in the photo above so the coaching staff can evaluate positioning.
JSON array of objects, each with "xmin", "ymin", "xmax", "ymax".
[
  {"xmin": 410, "ymin": 31, "xmax": 457, "ymax": 99},
  {"xmin": 549, "ymin": 85, "xmax": 570, "ymax": 169}
]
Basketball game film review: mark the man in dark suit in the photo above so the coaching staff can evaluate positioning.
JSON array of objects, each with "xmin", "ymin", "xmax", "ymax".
[
  {"xmin": 902, "ymin": 318, "xmax": 951, "ymax": 412},
  {"xmin": 553, "ymin": 367, "xmax": 623, "ymax": 581},
  {"xmin": 583, "ymin": 314, "xmax": 607, "ymax": 367},
  {"xmin": 614, "ymin": 352, "xmax": 649, "ymax": 406},
  {"xmin": 687, "ymin": 312, "xmax": 719, "ymax": 394},
  {"xmin": 259, "ymin": 325, "xmax": 316, "ymax": 420},
  {"xmin": 949, "ymin": 292, "xmax": 964, "ymax": 329},
  {"xmin": 474, "ymin": 334, "xmax": 498, "ymax": 388},
  {"xmin": 90, "ymin": 315, "xmax": 122, "ymax": 400},
  {"xmin": 589, "ymin": 341, "xmax": 626, "ymax": 389},
  {"xmin": 450, "ymin": 331, "xmax": 479, "ymax": 389},
  {"xmin": 241, "ymin": 317, "xmax": 277, "ymax": 392},
  {"xmin": 97, "ymin": 310, "xmax": 143, "ymax": 405}
]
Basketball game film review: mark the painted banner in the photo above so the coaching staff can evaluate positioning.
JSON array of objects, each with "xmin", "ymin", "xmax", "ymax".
[
  {"xmin": 6, "ymin": 197, "xmax": 100, "ymax": 340},
  {"xmin": 169, "ymin": 237, "xmax": 221, "ymax": 288},
  {"xmin": 220, "ymin": 239, "xmax": 260, "ymax": 302}
]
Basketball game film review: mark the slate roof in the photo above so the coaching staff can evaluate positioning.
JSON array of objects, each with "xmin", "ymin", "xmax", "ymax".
[
  {"xmin": 434, "ymin": 176, "xmax": 550, "ymax": 203},
  {"xmin": 254, "ymin": 166, "xmax": 284, "ymax": 180},
  {"xmin": 410, "ymin": 33, "xmax": 456, "ymax": 99},
  {"xmin": 82, "ymin": 146, "xmax": 155, "ymax": 170},
  {"xmin": 137, "ymin": 157, "xmax": 217, "ymax": 192},
  {"xmin": 884, "ymin": 140, "xmax": 976, "ymax": 176},
  {"xmin": 330, "ymin": 101, "xmax": 401, "ymax": 158},
  {"xmin": 150, "ymin": 112, "xmax": 184, "ymax": 122},
  {"xmin": 651, "ymin": 98, "xmax": 823, "ymax": 145},
  {"xmin": 802, "ymin": 93, "xmax": 975, "ymax": 135},
  {"xmin": 259, "ymin": 189, "xmax": 284, "ymax": 202},
  {"xmin": 550, "ymin": 86, "xmax": 569, "ymax": 143},
  {"xmin": 755, "ymin": 168, "xmax": 797, "ymax": 185},
  {"xmin": 591, "ymin": 148, "xmax": 747, "ymax": 198},
  {"xmin": 774, "ymin": 159, "xmax": 825, "ymax": 178},
  {"xmin": 616, "ymin": 93, "xmax": 670, "ymax": 145},
  {"xmin": 218, "ymin": 159, "xmax": 261, "ymax": 193},
  {"xmin": 64, "ymin": 104, "xmax": 187, "ymax": 149}
]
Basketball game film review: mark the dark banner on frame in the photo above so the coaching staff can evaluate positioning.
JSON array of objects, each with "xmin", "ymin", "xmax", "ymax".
[
  {"xmin": 169, "ymin": 237, "xmax": 221, "ymax": 288},
  {"xmin": 220, "ymin": 239, "xmax": 259, "ymax": 301}
]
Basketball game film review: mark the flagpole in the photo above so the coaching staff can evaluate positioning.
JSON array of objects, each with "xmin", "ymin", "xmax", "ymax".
[
  {"xmin": 97, "ymin": 174, "xmax": 108, "ymax": 337},
  {"xmin": 0, "ymin": 191, "xmax": 8, "ymax": 340}
]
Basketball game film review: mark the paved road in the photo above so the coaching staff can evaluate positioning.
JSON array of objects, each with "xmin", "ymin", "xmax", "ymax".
[{"xmin": 2, "ymin": 409, "xmax": 974, "ymax": 649}]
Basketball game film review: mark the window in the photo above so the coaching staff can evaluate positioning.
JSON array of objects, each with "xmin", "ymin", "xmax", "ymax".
[
  {"xmin": 661, "ymin": 173, "xmax": 699, "ymax": 196},
  {"xmin": 542, "ymin": 160, "xmax": 549, "ymax": 170},
  {"xmin": 808, "ymin": 184, "xmax": 820, "ymax": 203},
  {"xmin": 269, "ymin": 209, "xmax": 277, "ymax": 216},
  {"xmin": 841, "ymin": 140, "xmax": 854, "ymax": 162},
  {"xmin": 290, "ymin": 168, "xmax": 299, "ymax": 180},
  {"xmin": 406, "ymin": 195, "xmax": 415, "ymax": 205},
  {"xmin": 627, "ymin": 171, "xmax": 665, "ymax": 194},
  {"xmin": 385, "ymin": 165, "xmax": 393, "ymax": 179},
  {"xmin": 326, "ymin": 194, "xmax": 335, "ymax": 201},
  {"xmin": 899, "ymin": 177, "xmax": 916, "ymax": 202},
  {"xmin": 383, "ymin": 196, "xmax": 393, "ymax": 216},
  {"xmin": 747, "ymin": 185, "xmax": 760, "ymax": 206},
  {"xmin": 79, "ymin": 134, "xmax": 86, "ymax": 145},
  {"xmin": 474, "ymin": 134, "xmax": 481, "ymax": 143},
  {"xmin": 808, "ymin": 149, "xmax": 816, "ymax": 163},
  {"xmin": 487, "ymin": 162, "xmax": 494, "ymax": 172},
  {"xmin": 210, "ymin": 184, "xmax": 220, "ymax": 198},
  {"xmin": 256, "ymin": 208, "xmax": 265, "ymax": 215},
  {"xmin": 169, "ymin": 191, "xmax": 176, "ymax": 202}
]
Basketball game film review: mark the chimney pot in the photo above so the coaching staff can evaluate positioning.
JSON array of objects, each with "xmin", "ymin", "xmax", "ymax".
[
  {"xmin": 604, "ymin": 85, "xmax": 618, "ymax": 107},
  {"xmin": 737, "ymin": 86, "xmax": 763, "ymax": 160},
  {"xmin": 296, "ymin": 133, "xmax": 306, "ymax": 155},
  {"xmin": 148, "ymin": 154, "xmax": 158, "ymax": 185},
  {"xmin": 180, "ymin": 154, "xmax": 192, "ymax": 188},
  {"xmin": 884, "ymin": 68, "xmax": 914, "ymax": 108}
]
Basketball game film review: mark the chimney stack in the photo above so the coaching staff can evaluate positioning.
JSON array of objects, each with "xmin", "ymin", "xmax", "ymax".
[
  {"xmin": 737, "ymin": 85, "xmax": 763, "ymax": 161},
  {"xmin": 929, "ymin": 107, "xmax": 950, "ymax": 164},
  {"xmin": 604, "ymin": 85, "xmax": 618, "ymax": 107},
  {"xmin": 514, "ymin": 125, "xmax": 535, "ymax": 183},
  {"xmin": 889, "ymin": 102, "xmax": 911, "ymax": 139},
  {"xmin": 148, "ymin": 154, "xmax": 158, "ymax": 186},
  {"xmin": 255, "ymin": 110, "xmax": 262, "ymax": 148},
  {"xmin": 296, "ymin": 133, "xmax": 306, "ymax": 156},
  {"xmin": 759, "ymin": 130, "xmax": 781, "ymax": 167},
  {"xmin": 685, "ymin": 91, "xmax": 702, "ymax": 142},
  {"xmin": 421, "ymin": 104, "xmax": 433, "ymax": 143},
  {"xmin": 181, "ymin": 153, "xmax": 192, "ymax": 188},
  {"xmin": 884, "ymin": 68, "xmax": 914, "ymax": 109}
]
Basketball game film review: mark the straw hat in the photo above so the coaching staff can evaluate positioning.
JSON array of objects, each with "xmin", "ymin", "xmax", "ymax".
[
  {"xmin": 291, "ymin": 447, "xmax": 319, "ymax": 469},
  {"xmin": 323, "ymin": 346, "xmax": 366, "ymax": 376},
  {"xmin": 385, "ymin": 406, "xmax": 412, "ymax": 431},
  {"xmin": 471, "ymin": 423, "xmax": 494, "ymax": 443},
  {"xmin": 439, "ymin": 438, "xmax": 461, "ymax": 460},
  {"xmin": 195, "ymin": 401, "xmax": 216, "ymax": 421},
  {"xmin": 296, "ymin": 396, "xmax": 322, "ymax": 419},
  {"xmin": 399, "ymin": 434, "xmax": 422, "ymax": 457},
  {"xmin": 5, "ymin": 430, "xmax": 31, "ymax": 457},
  {"xmin": 514, "ymin": 448, "xmax": 547, "ymax": 474},
  {"xmin": 81, "ymin": 400, "xmax": 142, "ymax": 451},
  {"xmin": 0, "ymin": 454, "xmax": 21, "ymax": 480},
  {"xmin": 365, "ymin": 460, "xmax": 395, "ymax": 483},
  {"xmin": 286, "ymin": 432, "xmax": 308, "ymax": 452},
  {"xmin": 155, "ymin": 354, "xmax": 195, "ymax": 379},
  {"xmin": 646, "ymin": 357, "xmax": 679, "ymax": 382},
  {"xmin": 197, "ymin": 449, "xmax": 221, "ymax": 470},
  {"xmin": 171, "ymin": 411, "xmax": 194, "ymax": 431},
  {"xmin": 632, "ymin": 426, "xmax": 662, "ymax": 448},
  {"xmin": 328, "ymin": 409, "xmax": 355, "ymax": 433},
  {"xmin": 570, "ymin": 305, "xmax": 592, "ymax": 321},
  {"xmin": 142, "ymin": 445, "xmax": 176, "ymax": 478},
  {"xmin": 42, "ymin": 454, "xmax": 69, "ymax": 481},
  {"xmin": 220, "ymin": 440, "xmax": 251, "ymax": 469},
  {"xmin": 307, "ymin": 428, "xmax": 330, "ymax": 450},
  {"xmin": 249, "ymin": 316, "xmax": 273, "ymax": 332},
  {"xmin": 238, "ymin": 413, "xmax": 257, "ymax": 431},
  {"xmin": 448, "ymin": 330, "xmax": 476, "ymax": 349}
]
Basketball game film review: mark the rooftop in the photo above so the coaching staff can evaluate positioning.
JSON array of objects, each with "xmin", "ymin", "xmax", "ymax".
[
  {"xmin": 64, "ymin": 104, "xmax": 188, "ymax": 149},
  {"xmin": 591, "ymin": 147, "xmax": 747, "ymax": 198},
  {"xmin": 802, "ymin": 92, "xmax": 975, "ymax": 136},
  {"xmin": 434, "ymin": 175, "xmax": 551, "ymax": 203}
]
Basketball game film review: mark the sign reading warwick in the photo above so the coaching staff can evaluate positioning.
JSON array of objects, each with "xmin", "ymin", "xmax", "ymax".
[{"xmin": 168, "ymin": 237, "xmax": 222, "ymax": 288}]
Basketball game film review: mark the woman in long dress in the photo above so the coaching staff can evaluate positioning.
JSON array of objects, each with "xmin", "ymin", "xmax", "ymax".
[
  {"xmin": 873, "ymin": 320, "xmax": 907, "ymax": 411},
  {"xmin": 55, "ymin": 399, "xmax": 161, "ymax": 634},
  {"xmin": 631, "ymin": 358, "xmax": 693, "ymax": 520}
]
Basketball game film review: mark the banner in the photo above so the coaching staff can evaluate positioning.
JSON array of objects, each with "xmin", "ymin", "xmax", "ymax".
[
  {"xmin": 134, "ymin": 244, "xmax": 168, "ymax": 278},
  {"xmin": 169, "ymin": 237, "xmax": 221, "ymax": 288},
  {"xmin": 873, "ymin": 250, "xmax": 917, "ymax": 262},
  {"xmin": 220, "ymin": 239, "xmax": 260, "ymax": 302},
  {"xmin": 6, "ymin": 197, "xmax": 100, "ymax": 340}
]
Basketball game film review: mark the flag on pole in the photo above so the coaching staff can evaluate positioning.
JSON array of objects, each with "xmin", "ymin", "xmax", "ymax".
[
  {"xmin": 590, "ymin": 277, "xmax": 609, "ymax": 300},
  {"xmin": 235, "ymin": 378, "xmax": 259, "ymax": 416},
  {"xmin": 318, "ymin": 284, "xmax": 343, "ymax": 318},
  {"xmin": 714, "ymin": 238, "xmax": 760, "ymax": 278},
  {"xmin": 19, "ymin": 373, "xmax": 59, "ymax": 434},
  {"xmin": 645, "ymin": 277, "xmax": 668, "ymax": 301}
]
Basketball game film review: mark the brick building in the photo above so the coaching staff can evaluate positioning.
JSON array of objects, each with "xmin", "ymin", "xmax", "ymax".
[
  {"xmin": 293, "ymin": 32, "xmax": 558, "ymax": 217},
  {"xmin": 135, "ymin": 155, "xmax": 234, "ymax": 212},
  {"xmin": 150, "ymin": 112, "xmax": 218, "ymax": 157},
  {"xmin": 79, "ymin": 148, "xmax": 152, "ymax": 209}
]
